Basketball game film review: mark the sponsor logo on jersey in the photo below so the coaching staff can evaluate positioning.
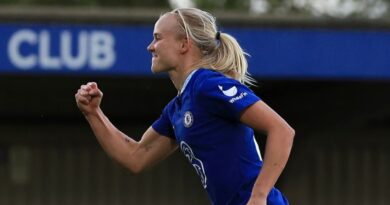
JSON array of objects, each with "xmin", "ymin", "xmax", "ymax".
[
  {"xmin": 183, "ymin": 111, "xmax": 194, "ymax": 128},
  {"xmin": 229, "ymin": 92, "xmax": 248, "ymax": 103},
  {"xmin": 180, "ymin": 141, "xmax": 207, "ymax": 189},
  {"xmin": 218, "ymin": 85, "xmax": 238, "ymax": 97}
]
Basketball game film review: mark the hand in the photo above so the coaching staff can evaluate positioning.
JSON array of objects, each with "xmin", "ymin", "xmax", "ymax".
[
  {"xmin": 75, "ymin": 82, "xmax": 103, "ymax": 115},
  {"xmin": 246, "ymin": 195, "xmax": 267, "ymax": 205}
]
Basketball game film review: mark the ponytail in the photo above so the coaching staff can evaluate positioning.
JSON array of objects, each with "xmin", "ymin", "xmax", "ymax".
[{"xmin": 209, "ymin": 32, "xmax": 255, "ymax": 85}]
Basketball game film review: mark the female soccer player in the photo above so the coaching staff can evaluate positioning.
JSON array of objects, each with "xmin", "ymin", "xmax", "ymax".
[{"xmin": 75, "ymin": 8, "xmax": 294, "ymax": 205}]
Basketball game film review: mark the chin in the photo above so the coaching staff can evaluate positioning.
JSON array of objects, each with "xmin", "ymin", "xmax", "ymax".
[
  {"xmin": 151, "ymin": 68, "xmax": 166, "ymax": 74},
  {"xmin": 151, "ymin": 66, "xmax": 161, "ymax": 74},
  {"xmin": 151, "ymin": 64, "xmax": 170, "ymax": 74}
]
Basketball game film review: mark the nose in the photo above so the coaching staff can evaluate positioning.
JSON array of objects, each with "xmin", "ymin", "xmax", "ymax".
[{"xmin": 147, "ymin": 41, "xmax": 154, "ymax": 53}]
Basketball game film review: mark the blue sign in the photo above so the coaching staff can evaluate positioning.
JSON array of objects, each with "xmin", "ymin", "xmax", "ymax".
[
  {"xmin": 0, "ymin": 23, "xmax": 153, "ymax": 76},
  {"xmin": 230, "ymin": 27, "xmax": 390, "ymax": 79},
  {"xmin": 1, "ymin": 23, "xmax": 390, "ymax": 79}
]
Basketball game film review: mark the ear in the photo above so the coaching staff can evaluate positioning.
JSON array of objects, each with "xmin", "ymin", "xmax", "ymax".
[{"xmin": 179, "ymin": 37, "xmax": 191, "ymax": 54}]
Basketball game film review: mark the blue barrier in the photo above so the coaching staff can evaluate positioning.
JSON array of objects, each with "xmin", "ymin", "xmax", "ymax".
[{"xmin": 1, "ymin": 23, "xmax": 390, "ymax": 79}]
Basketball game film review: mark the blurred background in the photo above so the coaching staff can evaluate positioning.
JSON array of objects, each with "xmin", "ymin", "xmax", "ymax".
[{"xmin": 0, "ymin": 0, "xmax": 390, "ymax": 204}]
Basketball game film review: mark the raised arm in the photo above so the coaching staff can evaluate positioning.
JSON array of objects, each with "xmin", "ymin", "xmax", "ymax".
[
  {"xmin": 240, "ymin": 101, "xmax": 295, "ymax": 205},
  {"xmin": 75, "ymin": 82, "xmax": 178, "ymax": 174}
]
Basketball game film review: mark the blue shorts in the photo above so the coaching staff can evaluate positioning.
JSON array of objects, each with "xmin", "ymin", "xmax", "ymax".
[{"xmin": 267, "ymin": 188, "xmax": 289, "ymax": 205}]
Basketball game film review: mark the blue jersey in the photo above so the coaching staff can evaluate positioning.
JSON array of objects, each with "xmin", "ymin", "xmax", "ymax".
[{"xmin": 152, "ymin": 69, "xmax": 288, "ymax": 205}]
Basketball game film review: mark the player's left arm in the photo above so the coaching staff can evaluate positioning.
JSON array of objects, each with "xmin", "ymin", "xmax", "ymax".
[{"xmin": 240, "ymin": 100, "xmax": 295, "ymax": 204}]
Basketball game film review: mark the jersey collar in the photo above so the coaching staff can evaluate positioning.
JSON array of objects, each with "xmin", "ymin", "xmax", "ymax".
[{"xmin": 179, "ymin": 69, "xmax": 199, "ymax": 95}]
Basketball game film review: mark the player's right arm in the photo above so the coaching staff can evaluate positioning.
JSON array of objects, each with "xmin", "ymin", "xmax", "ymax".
[{"xmin": 75, "ymin": 82, "xmax": 178, "ymax": 174}]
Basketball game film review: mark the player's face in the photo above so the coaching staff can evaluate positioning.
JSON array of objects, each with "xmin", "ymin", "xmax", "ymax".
[{"xmin": 147, "ymin": 14, "xmax": 184, "ymax": 73}]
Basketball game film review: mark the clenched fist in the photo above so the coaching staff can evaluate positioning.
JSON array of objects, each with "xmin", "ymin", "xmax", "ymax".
[{"xmin": 75, "ymin": 82, "xmax": 103, "ymax": 116}]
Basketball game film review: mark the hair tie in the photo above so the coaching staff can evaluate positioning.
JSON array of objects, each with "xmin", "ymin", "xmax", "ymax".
[{"xmin": 215, "ymin": 31, "xmax": 221, "ymax": 40}]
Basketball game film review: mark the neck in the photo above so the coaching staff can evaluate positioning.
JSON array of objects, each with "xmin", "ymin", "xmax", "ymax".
[
  {"xmin": 168, "ymin": 67, "xmax": 196, "ymax": 92},
  {"xmin": 169, "ymin": 47, "xmax": 202, "ymax": 91}
]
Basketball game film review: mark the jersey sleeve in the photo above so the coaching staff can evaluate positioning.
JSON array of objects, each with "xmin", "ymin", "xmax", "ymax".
[
  {"xmin": 196, "ymin": 75, "xmax": 261, "ymax": 121},
  {"xmin": 152, "ymin": 103, "xmax": 175, "ymax": 139}
]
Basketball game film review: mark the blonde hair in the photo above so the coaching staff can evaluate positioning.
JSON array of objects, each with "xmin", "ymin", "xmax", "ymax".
[{"xmin": 169, "ymin": 8, "xmax": 255, "ymax": 86}]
